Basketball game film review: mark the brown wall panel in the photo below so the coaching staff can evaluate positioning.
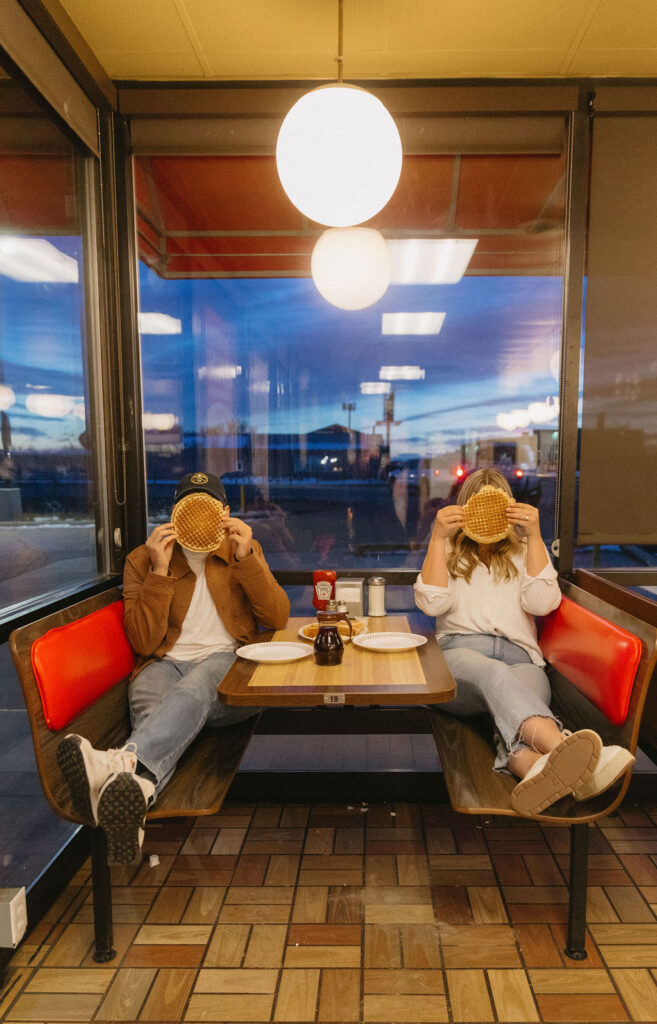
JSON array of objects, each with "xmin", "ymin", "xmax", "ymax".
[{"xmin": 579, "ymin": 117, "xmax": 657, "ymax": 544}]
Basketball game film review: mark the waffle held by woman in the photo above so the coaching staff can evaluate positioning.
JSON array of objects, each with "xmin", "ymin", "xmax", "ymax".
[{"xmin": 414, "ymin": 468, "xmax": 634, "ymax": 815}]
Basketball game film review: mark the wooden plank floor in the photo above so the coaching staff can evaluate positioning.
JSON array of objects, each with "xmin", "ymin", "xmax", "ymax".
[{"xmin": 3, "ymin": 801, "xmax": 657, "ymax": 1022}]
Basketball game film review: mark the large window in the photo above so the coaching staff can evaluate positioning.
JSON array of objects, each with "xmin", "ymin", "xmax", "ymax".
[
  {"xmin": 135, "ymin": 138, "xmax": 567, "ymax": 570},
  {"xmin": 0, "ymin": 71, "xmax": 107, "ymax": 891},
  {"xmin": 0, "ymin": 80, "xmax": 107, "ymax": 615}
]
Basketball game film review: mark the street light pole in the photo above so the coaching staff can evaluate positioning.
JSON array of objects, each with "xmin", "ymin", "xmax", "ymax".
[{"xmin": 342, "ymin": 401, "xmax": 356, "ymax": 430}]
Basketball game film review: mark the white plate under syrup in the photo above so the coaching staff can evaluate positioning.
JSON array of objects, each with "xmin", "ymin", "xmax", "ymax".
[{"xmin": 352, "ymin": 632, "xmax": 427, "ymax": 653}]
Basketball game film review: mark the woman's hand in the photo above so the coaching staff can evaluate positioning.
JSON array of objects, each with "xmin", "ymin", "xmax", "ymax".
[
  {"xmin": 505, "ymin": 502, "xmax": 541, "ymax": 538},
  {"xmin": 431, "ymin": 503, "xmax": 466, "ymax": 541},
  {"xmin": 145, "ymin": 523, "xmax": 177, "ymax": 576},
  {"xmin": 223, "ymin": 507, "xmax": 253, "ymax": 560}
]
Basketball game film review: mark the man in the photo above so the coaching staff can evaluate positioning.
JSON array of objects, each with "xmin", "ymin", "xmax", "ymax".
[{"xmin": 57, "ymin": 471, "xmax": 289, "ymax": 862}]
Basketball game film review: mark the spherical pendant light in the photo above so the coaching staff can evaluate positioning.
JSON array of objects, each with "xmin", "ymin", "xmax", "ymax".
[
  {"xmin": 277, "ymin": 85, "xmax": 402, "ymax": 227},
  {"xmin": 311, "ymin": 228, "xmax": 391, "ymax": 310}
]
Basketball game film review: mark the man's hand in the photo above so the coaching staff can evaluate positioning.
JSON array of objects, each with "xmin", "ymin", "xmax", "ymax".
[
  {"xmin": 145, "ymin": 523, "xmax": 177, "ymax": 576},
  {"xmin": 223, "ymin": 508, "xmax": 253, "ymax": 560}
]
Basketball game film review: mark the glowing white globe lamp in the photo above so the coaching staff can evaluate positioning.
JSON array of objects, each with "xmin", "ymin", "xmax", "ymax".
[
  {"xmin": 277, "ymin": 85, "xmax": 402, "ymax": 227},
  {"xmin": 311, "ymin": 228, "xmax": 391, "ymax": 310}
]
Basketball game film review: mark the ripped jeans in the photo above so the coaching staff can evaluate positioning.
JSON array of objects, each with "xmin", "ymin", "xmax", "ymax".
[
  {"xmin": 128, "ymin": 652, "xmax": 260, "ymax": 796},
  {"xmin": 436, "ymin": 634, "xmax": 560, "ymax": 771}
]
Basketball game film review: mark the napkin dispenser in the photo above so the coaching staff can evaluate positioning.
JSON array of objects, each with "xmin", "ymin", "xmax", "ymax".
[{"xmin": 334, "ymin": 578, "xmax": 364, "ymax": 617}]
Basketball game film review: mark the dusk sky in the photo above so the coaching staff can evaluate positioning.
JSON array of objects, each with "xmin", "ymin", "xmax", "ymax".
[
  {"xmin": 0, "ymin": 242, "xmax": 562, "ymax": 457},
  {"xmin": 139, "ymin": 263, "xmax": 562, "ymax": 457}
]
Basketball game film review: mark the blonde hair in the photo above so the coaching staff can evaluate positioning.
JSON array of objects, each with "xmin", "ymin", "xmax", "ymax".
[{"xmin": 447, "ymin": 468, "xmax": 522, "ymax": 583}]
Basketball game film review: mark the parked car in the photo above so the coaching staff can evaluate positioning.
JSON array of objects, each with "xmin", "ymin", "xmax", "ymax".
[
  {"xmin": 391, "ymin": 447, "xmax": 542, "ymax": 535},
  {"xmin": 390, "ymin": 455, "xmax": 467, "ymax": 532}
]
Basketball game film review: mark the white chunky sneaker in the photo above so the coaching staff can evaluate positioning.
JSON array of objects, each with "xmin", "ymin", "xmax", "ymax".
[
  {"xmin": 511, "ymin": 729, "xmax": 602, "ymax": 816},
  {"xmin": 97, "ymin": 772, "xmax": 156, "ymax": 864},
  {"xmin": 572, "ymin": 745, "xmax": 635, "ymax": 801},
  {"xmin": 56, "ymin": 734, "xmax": 138, "ymax": 825}
]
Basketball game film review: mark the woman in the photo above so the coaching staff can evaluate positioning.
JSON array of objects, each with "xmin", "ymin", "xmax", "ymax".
[{"xmin": 414, "ymin": 468, "xmax": 634, "ymax": 815}]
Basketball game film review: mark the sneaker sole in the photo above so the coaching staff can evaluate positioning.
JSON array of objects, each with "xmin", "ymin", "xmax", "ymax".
[
  {"xmin": 56, "ymin": 736, "xmax": 94, "ymax": 823},
  {"xmin": 511, "ymin": 729, "xmax": 602, "ymax": 816},
  {"xmin": 97, "ymin": 773, "xmax": 147, "ymax": 864},
  {"xmin": 573, "ymin": 749, "xmax": 636, "ymax": 801}
]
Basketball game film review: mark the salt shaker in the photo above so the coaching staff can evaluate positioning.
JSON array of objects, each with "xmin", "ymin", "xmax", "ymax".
[{"xmin": 367, "ymin": 576, "xmax": 386, "ymax": 617}]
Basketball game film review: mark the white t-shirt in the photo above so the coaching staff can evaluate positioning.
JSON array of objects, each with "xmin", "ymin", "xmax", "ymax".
[
  {"xmin": 164, "ymin": 548, "xmax": 236, "ymax": 662},
  {"xmin": 414, "ymin": 543, "xmax": 561, "ymax": 666}
]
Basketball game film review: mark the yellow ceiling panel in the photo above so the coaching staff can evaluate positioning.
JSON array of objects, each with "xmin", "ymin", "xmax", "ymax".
[
  {"xmin": 390, "ymin": 0, "xmax": 594, "ymax": 52},
  {"xmin": 201, "ymin": 53, "xmax": 339, "ymax": 81},
  {"xmin": 95, "ymin": 50, "xmax": 207, "ymax": 79},
  {"xmin": 185, "ymin": 0, "xmax": 337, "ymax": 54},
  {"xmin": 567, "ymin": 49, "xmax": 657, "ymax": 76},
  {"xmin": 384, "ymin": 49, "xmax": 570, "ymax": 79},
  {"xmin": 578, "ymin": 0, "xmax": 657, "ymax": 48},
  {"xmin": 57, "ymin": 0, "xmax": 657, "ymax": 81},
  {"xmin": 188, "ymin": 0, "xmax": 390, "ymax": 79},
  {"xmin": 60, "ymin": 0, "xmax": 200, "ymax": 54}
]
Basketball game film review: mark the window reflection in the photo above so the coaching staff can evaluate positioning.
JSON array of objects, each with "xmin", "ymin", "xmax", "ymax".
[
  {"xmin": 0, "ymin": 82, "xmax": 103, "ymax": 612},
  {"xmin": 136, "ymin": 149, "xmax": 566, "ymax": 569}
]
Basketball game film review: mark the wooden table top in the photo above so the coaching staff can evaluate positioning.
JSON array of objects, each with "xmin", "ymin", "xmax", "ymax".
[{"xmin": 217, "ymin": 613, "xmax": 456, "ymax": 706}]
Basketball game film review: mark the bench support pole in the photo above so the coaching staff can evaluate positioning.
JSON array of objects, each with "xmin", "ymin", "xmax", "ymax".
[
  {"xmin": 90, "ymin": 827, "xmax": 116, "ymax": 963},
  {"xmin": 565, "ymin": 823, "xmax": 589, "ymax": 960}
]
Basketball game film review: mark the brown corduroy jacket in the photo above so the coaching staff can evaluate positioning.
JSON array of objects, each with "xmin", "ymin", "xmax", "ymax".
[{"xmin": 122, "ymin": 536, "xmax": 290, "ymax": 680}]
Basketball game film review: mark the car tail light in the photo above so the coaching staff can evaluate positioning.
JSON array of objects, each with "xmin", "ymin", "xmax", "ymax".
[
  {"xmin": 515, "ymin": 468, "xmax": 524, "ymax": 478},
  {"xmin": 455, "ymin": 466, "xmax": 465, "ymax": 479},
  {"xmin": 434, "ymin": 469, "xmax": 440, "ymax": 477}
]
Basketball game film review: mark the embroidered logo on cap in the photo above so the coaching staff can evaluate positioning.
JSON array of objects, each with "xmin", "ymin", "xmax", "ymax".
[{"xmin": 190, "ymin": 472, "xmax": 209, "ymax": 484}]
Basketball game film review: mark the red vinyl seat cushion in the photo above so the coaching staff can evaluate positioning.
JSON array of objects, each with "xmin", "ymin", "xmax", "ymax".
[
  {"xmin": 539, "ymin": 596, "xmax": 642, "ymax": 726},
  {"xmin": 31, "ymin": 600, "xmax": 136, "ymax": 731}
]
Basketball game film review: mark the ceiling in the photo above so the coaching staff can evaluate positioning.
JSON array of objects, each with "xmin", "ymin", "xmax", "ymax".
[{"xmin": 57, "ymin": 0, "xmax": 657, "ymax": 83}]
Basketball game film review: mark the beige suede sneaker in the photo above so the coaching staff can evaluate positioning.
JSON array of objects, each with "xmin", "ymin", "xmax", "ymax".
[{"xmin": 511, "ymin": 729, "xmax": 602, "ymax": 816}]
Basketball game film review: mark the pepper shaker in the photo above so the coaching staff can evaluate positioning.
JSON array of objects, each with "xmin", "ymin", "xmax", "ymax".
[{"xmin": 367, "ymin": 576, "xmax": 386, "ymax": 617}]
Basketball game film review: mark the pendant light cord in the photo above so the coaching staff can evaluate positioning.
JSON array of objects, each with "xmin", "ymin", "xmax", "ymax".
[{"xmin": 336, "ymin": 0, "xmax": 344, "ymax": 83}]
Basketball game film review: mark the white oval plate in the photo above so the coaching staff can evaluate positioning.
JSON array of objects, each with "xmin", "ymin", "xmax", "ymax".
[
  {"xmin": 236, "ymin": 642, "xmax": 314, "ymax": 664},
  {"xmin": 352, "ymin": 632, "xmax": 427, "ymax": 653},
  {"xmin": 298, "ymin": 619, "xmax": 367, "ymax": 644}
]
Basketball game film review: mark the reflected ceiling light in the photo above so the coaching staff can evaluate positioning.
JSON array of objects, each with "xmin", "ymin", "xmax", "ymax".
[
  {"xmin": 388, "ymin": 239, "xmax": 477, "ymax": 284},
  {"xmin": 0, "ymin": 385, "xmax": 16, "ymax": 411},
  {"xmin": 73, "ymin": 402, "xmax": 86, "ymax": 420},
  {"xmin": 360, "ymin": 381, "xmax": 391, "ymax": 395},
  {"xmin": 25, "ymin": 393, "xmax": 74, "ymax": 418},
  {"xmin": 138, "ymin": 313, "xmax": 182, "ymax": 334},
  {"xmin": 0, "ymin": 237, "xmax": 78, "ymax": 283},
  {"xmin": 379, "ymin": 365, "xmax": 426, "ymax": 381},
  {"xmin": 381, "ymin": 312, "xmax": 445, "ymax": 335},
  {"xmin": 497, "ymin": 409, "xmax": 531, "ymax": 431},
  {"xmin": 276, "ymin": 1, "xmax": 402, "ymax": 227},
  {"xmin": 142, "ymin": 412, "xmax": 177, "ymax": 431},
  {"xmin": 198, "ymin": 365, "xmax": 242, "ymax": 380},
  {"xmin": 496, "ymin": 397, "xmax": 559, "ymax": 432},
  {"xmin": 311, "ymin": 228, "xmax": 391, "ymax": 310},
  {"xmin": 528, "ymin": 397, "xmax": 559, "ymax": 424}
]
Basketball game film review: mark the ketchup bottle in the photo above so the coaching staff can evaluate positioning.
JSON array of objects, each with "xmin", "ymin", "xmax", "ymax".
[{"xmin": 312, "ymin": 570, "xmax": 336, "ymax": 611}]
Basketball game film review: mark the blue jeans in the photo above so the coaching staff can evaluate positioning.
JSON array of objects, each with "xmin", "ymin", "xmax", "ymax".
[
  {"xmin": 436, "ymin": 634, "xmax": 559, "ymax": 771},
  {"xmin": 128, "ymin": 652, "xmax": 260, "ymax": 796}
]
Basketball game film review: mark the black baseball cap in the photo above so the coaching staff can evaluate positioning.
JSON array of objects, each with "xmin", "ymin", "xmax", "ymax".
[{"xmin": 173, "ymin": 471, "xmax": 227, "ymax": 505}]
